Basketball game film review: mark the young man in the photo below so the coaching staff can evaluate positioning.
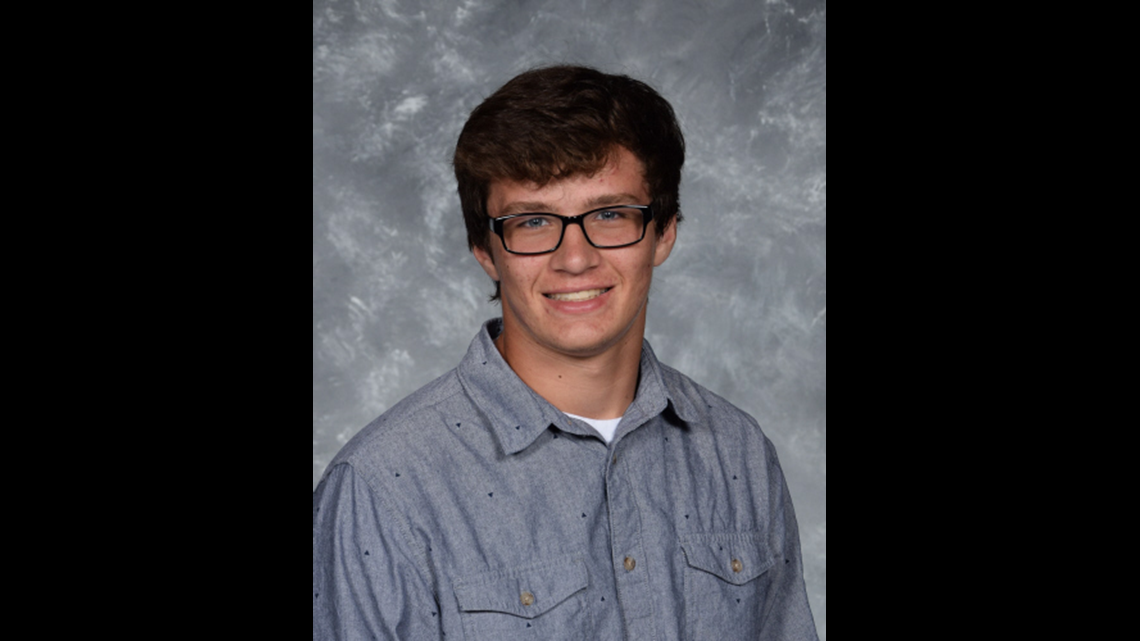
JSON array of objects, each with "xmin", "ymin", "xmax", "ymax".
[{"xmin": 313, "ymin": 65, "xmax": 818, "ymax": 640}]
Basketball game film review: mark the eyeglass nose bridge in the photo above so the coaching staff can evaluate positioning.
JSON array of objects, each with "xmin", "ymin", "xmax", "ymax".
[{"xmin": 555, "ymin": 212, "xmax": 596, "ymax": 249}]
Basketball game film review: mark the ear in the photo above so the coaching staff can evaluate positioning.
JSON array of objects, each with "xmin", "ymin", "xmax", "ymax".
[
  {"xmin": 472, "ymin": 243, "xmax": 501, "ymax": 282},
  {"xmin": 651, "ymin": 216, "xmax": 678, "ymax": 267}
]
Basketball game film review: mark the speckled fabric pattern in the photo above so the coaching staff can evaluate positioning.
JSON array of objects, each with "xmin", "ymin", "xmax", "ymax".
[{"xmin": 313, "ymin": 319, "xmax": 818, "ymax": 640}]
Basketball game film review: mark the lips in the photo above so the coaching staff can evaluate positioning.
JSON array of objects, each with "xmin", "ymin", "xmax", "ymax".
[{"xmin": 544, "ymin": 287, "xmax": 610, "ymax": 302}]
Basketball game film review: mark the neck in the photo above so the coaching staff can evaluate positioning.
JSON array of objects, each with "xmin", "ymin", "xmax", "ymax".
[{"xmin": 494, "ymin": 311, "xmax": 645, "ymax": 420}]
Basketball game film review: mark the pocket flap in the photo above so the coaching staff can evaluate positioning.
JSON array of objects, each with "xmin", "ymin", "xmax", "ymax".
[
  {"xmin": 679, "ymin": 532, "xmax": 773, "ymax": 585},
  {"xmin": 454, "ymin": 557, "xmax": 588, "ymax": 619}
]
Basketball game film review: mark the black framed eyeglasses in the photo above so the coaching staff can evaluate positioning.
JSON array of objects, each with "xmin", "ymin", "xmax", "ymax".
[{"xmin": 489, "ymin": 204, "xmax": 654, "ymax": 255}]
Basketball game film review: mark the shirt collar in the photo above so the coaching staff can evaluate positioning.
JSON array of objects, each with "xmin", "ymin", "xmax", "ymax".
[
  {"xmin": 457, "ymin": 318, "xmax": 699, "ymax": 455},
  {"xmin": 625, "ymin": 338, "xmax": 699, "ymax": 429}
]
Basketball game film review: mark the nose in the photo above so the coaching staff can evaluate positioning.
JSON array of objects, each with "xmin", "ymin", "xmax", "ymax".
[{"xmin": 549, "ymin": 219, "xmax": 600, "ymax": 273}]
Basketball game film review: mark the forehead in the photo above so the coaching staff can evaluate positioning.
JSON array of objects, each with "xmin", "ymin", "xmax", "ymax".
[{"xmin": 487, "ymin": 147, "xmax": 649, "ymax": 216}]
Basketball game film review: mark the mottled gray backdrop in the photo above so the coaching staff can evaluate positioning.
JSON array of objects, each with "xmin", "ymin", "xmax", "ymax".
[{"xmin": 314, "ymin": 0, "xmax": 825, "ymax": 635}]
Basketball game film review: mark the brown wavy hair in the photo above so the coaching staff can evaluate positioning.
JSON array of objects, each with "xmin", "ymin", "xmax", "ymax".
[{"xmin": 454, "ymin": 65, "xmax": 685, "ymax": 300}]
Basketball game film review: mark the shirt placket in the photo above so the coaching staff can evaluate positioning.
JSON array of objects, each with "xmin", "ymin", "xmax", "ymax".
[{"xmin": 605, "ymin": 437, "xmax": 658, "ymax": 639}]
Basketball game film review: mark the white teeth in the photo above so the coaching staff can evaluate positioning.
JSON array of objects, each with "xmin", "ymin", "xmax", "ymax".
[{"xmin": 547, "ymin": 288, "xmax": 608, "ymax": 302}]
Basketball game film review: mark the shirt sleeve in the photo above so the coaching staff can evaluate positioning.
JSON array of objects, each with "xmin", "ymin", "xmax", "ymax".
[
  {"xmin": 313, "ymin": 462, "xmax": 442, "ymax": 640},
  {"xmin": 758, "ymin": 441, "xmax": 820, "ymax": 641}
]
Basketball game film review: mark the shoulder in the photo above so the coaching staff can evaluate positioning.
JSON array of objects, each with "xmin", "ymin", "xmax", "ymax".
[
  {"xmin": 320, "ymin": 367, "xmax": 467, "ymax": 487},
  {"xmin": 659, "ymin": 361, "xmax": 761, "ymax": 429},
  {"xmin": 656, "ymin": 361, "xmax": 781, "ymax": 465}
]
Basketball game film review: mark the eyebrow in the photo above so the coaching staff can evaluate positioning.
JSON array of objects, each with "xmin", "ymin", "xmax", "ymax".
[{"xmin": 496, "ymin": 193, "xmax": 645, "ymax": 217}]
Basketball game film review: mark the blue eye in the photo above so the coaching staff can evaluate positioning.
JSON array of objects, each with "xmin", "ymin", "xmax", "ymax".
[
  {"xmin": 590, "ymin": 208, "xmax": 634, "ymax": 224},
  {"xmin": 520, "ymin": 216, "xmax": 550, "ymax": 228}
]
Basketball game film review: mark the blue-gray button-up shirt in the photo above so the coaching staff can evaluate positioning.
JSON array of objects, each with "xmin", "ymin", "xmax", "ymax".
[{"xmin": 313, "ymin": 319, "xmax": 818, "ymax": 640}]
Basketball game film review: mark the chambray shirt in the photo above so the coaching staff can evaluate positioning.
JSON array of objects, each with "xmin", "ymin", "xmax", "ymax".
[{"xmin": 313, "ymin": 319, "xmax": 818, "ymax": 640}]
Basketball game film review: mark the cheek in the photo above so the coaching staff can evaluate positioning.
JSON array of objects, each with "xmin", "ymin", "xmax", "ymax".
[
  {"xmin": 497, "ymin": 259, "xmax": 539, "ymax": 292},
  {"xmin": 627, "ymin": 252, "xmax": 657, "ymax": 277}
]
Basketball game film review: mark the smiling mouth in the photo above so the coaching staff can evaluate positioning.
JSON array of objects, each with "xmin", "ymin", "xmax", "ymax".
[{"xmin": 545, "ymin": 288, "xmax": 610, "ymax": 302}]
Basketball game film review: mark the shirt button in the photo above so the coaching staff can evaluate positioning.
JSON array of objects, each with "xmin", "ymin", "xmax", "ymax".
[
  {"xmin": 520, "ymin": 591, "xmax": 534, "ymax": 606},
  {"xmin": 612, "ymin": 455, "xmax": 617, "ymax": 465},
  {"xmin": 731, "ymin": 558, "xmax": 743, "ymax": 573},
  {"xmin": 623, "ymin": 556, "xmax": 636, "ymax": 571}
]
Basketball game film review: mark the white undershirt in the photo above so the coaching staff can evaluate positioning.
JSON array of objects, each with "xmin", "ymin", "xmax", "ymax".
[{"xmin": 565, "ymin": 413, "xmax": 623, "ymax": 443}]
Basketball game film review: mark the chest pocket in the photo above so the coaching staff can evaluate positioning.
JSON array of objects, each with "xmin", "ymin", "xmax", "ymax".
[
  {"xmin": 453, "ymin": 556, "xmax": 591, "ymax": 640},
  {"xmin": 679, "ymin": 532, "xmax": 774, "ymax": 640}
]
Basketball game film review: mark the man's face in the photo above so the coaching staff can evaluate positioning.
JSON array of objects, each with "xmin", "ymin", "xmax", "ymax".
[{"xmin": 472, "ymin": 147, "xmax": 677, "ymax": 360}]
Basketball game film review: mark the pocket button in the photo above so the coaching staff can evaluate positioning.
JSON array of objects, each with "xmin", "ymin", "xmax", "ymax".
[
  {"xmin": 731, "ymin": 558, "xmax": 743, "ymax": 573},
  {"xmin": 520, "ymin": 591, "xmax": 534, "ymax": 606}
]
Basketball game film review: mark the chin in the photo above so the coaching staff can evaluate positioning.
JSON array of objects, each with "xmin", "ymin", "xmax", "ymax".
[
  {"xmin": 551, "ymin": 324, "xmax": 633, "ymax": 357},
  {"xmin": 554, "ymin": 340, "xmax": 613, "ymax": 358}
]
